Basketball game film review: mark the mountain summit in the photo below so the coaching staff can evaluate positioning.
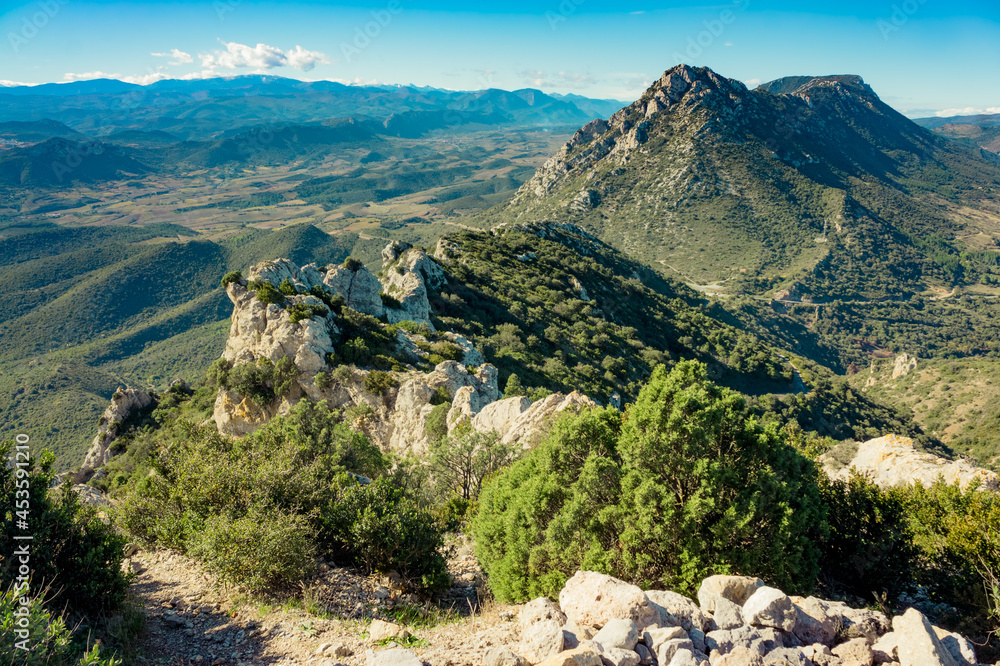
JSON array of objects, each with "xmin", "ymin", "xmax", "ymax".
[{"xmin": 486, "ymin": 65, "xmax": 1000, "ymax": 301}]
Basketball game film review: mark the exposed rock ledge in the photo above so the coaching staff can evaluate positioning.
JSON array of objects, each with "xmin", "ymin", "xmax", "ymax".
[{"xmin": 821, "ymin": 433, "xmax": 999, "ymax": 491}]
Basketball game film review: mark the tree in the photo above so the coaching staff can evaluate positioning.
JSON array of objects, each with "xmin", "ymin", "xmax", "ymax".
[
  {"xmin": 504, "ymin": 373, "xmax": 526, "ymax": 397},
  {"xmin": 472, "ymin": 361, "xmax": 826, "ymax": 602},
  {"xmin": 429, "ymin": 427, "xmax": 517, "ymax": 501}
]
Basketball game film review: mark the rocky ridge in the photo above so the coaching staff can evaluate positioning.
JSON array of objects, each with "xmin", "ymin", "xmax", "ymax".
[
  {"xmin": 75, "ymin": 386, "xmax": 155, "ymax": 483},
  {"xmin": 212, "ymin": 241, "xmax": 598, "ymax": 455},
  {"xmin": 821, "ymin": 434, "xmax": 999, "ymax": 491}
]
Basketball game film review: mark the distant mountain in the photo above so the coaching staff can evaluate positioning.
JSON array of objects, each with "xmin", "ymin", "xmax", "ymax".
[
  {"xmin": 549, "ymin": 92, "xmax": 627, "ymax": 120},
  {"xmin": 914, "ymin": 113, "xmax": 1000, "ymax": 156},
  {"xmin": 0, "ymin": 138, "xmax": 151, "ymax": 186},
  {"xmin": 0, "ymin": 75, "xmax": 617, "ymax": 140},
  {"xmin": 484, "ymin": 65, "xmax": 1000, "ymax": 304},
  {"xmin": 0, "ymin": 119, "xmax": 85, "ymax": 143}
]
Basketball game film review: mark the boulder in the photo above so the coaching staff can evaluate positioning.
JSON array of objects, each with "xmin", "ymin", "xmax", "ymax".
[
  {"xmin": 634, "ymin": 644, "xmax": 654, "ymax": 665},
  {"xmin": 368, "ymin": 620, "xmax": 410, "ymax": 643},
  {"xmin": 892, "ymin": 608, "xmax": 959, "ymax": 666},
  {"xmin": 559, "ymin": 571, "xmax": 660, "ymax": 630},
  {"xmin": 832, "ymin": 638, "xmax": 874, "ymax": 666},
  {"xmin": 643, "ymin": 626, "xmax": 687, "ymax": 655},
  {"xmin": 601, "ymin": 647, "xmax": 641, "ymax": 666},
  {"xmin": 697, "ymin": 576, "xmax": 765, "ymax": 614},
  {"xmin": 522, "ymin": 598, "xmax": 568, "ymax": 630},
  {"xmin": 366, "ymin": 647, "xmax": 422, "ymax": 666},
  {"xmin": 820, "ymin": 433, "xmax": 999, "ymax": 491},
  {"xmin": 486, "ymin": 391, "xmax": 598, "ymax": 449},
  {"xmin": 666, "ymin": 648, "xmax": 708, "ymax": 666},
  {"xmin": 742, "ymin": 587, "xmax": 797, "ymax": 632},
  {"xmin": 646, "ymin": 590, "xmax": 711, "ymax": 633},
  {"xmin": 472, "ymin": 396, "xmax": 533, "ymax": 434},
  {"xmin": 705, "ymin": 626, "xmax": 783, "ymax": 656},
  {"xmin": 520, "ymin": 618, "xmax": 565, "ymax": 664},
  {"xmin": 656, "ymin": 639, "xmax": 695, "ymax": 665},
  {"xmin": 791, "ymin": 597, "xmax": 840, "ymax": 646},
  {"xmin": 871, "ymin": 632, "xmax": 898, "ymax": 664},
  {"xmin": 714, "ymin": 648, "xmax": 764, "ymax": 666},
  {"xmin": 536, "ymin": 646, "xmax": 604, "ymax": 666},
  {"xmin": 932, "ymin": 627, "xmax": 976, "ymax": 666},
  {"xmin": 712, "ymin": 597, "xmax": 744, "ymax": 631},
  {"xmin": 835, "ymin": 605, "xmax": 890, "ymax": 644},
  {"xmin": 593, "ymin": 619, "xmax": 639, "ymax": 651},
  {"xmin": 485, "ymin": 647, "xmax": 531, "ymax": 666}
]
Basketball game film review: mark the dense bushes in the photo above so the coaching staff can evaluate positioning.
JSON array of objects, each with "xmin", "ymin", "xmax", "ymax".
[
  {"xmin": 212, "ymin": 357, "xmax": 299, "ymax": 405},
  {"xmin": 472, "ymin": 361, "xmax": 826, "ymax": 602},
  {"xmin": 116, "ymin": 400, "xmax": 447, "ymax": 594},
  {"xmin": 0, "ymin": 589, "xmax": 120, "ymax": 666},
  {"xmin": 0, "ymin": 441, "xmax": 132, "ymax": 617}
]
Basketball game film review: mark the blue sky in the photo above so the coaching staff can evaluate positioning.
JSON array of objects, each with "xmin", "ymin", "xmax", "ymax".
[{"xmin": 2, "ymin": 0, "xmax": 998, "ymax": 117}]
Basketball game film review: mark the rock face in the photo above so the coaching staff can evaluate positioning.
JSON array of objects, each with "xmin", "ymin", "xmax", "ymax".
[
  {"xmin": 324, "ymin": 262, "xmax": 384, "ymax": 317},
  {"xmin": 77, "ymin": 387, "xmax": 155, "ymax": 481},
  {"xmin": 473, "ymin": 391, "xmax": 598, "ymax": 449},
  {"xmin": 891, "ymin": 608, "xmax": 962, "ymax": 666},
  {"xmin": 821, "ymin": 433, "xmax": 999, "ymax": 491},
  {"xmin": 381, "ymin": 241, "xmax": 447, "ymax": 330},
  {"xmin": 697, "ymin": 576, "xmax": 765, "ymax": 614}
]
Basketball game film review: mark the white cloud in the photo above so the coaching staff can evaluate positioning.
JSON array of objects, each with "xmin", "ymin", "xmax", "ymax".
[
  {"xmin": 200, "ymin": 41, "xmax": 331, "ymax": 72},
  {"xmin": 121, "ymin": 72, "xmax": 171, "ymax": 85},
  {"xmin": 935, "ymin": 106, "xmax": 1000, "ymax": 117},
  {"xmin": 0, "ymin": 80, "xmax": 37, "ymax": 87},
  {"xmin": 63, "ymin": 71, "xmax": 121, "ymax": 82},
  {"xmin": 151, "ymin": 49, "xmax": 194, "ymax": 65},
  {"xmin": 516, "ymin": 69, "xmax": 596, "ymax": 90},
  {"xmin": 744, "ymin": 78, "xmax": 762, "ymax": 86}
]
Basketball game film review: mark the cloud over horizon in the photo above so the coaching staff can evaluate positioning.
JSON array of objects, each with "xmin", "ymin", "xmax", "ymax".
[{"xmin": 200, "ymin": 41, "xmax": 331, "ymax": 72}]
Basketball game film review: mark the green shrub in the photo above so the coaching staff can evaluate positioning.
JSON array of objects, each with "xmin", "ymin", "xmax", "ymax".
[
  {"xmin": 0, "ymin": 441, "xmax": 133, "ymax": 616},
  {"xmin": 288, "ymin": 303, "xmax": 328, "ymax": 325},
  {"xmin": 425, "ymin": 403, "xmax": 450, "ymax": 445},
  {"xmin": 321, "ymin": 477, "xmax": 450, "ymax": 592},
  {"xmin": 247, "ymin": 280, "xmax": 285, "ymax": 305},
  {"xmin": 343, "ymin": 257, "xmax": 364, "ymax": 271},
  {"xmin": 189, "ymin": 508, "xmax": 316, "ymax": 593},
  {"xmin": 116, "ymin": 401, "xmax": 448, "ymax": 594},
  {"xmin": 278, "ymin": 278, "xmax": 298, "ymax": 296},
  {"xmin": 472, "ymin": 361, "xmax": 826, "ymax": 602},
  {"xmin": 315, "ymin": 371, "xmax": 331, "ymax": 390},
  {"xmin": 363, "ymin": 370, "xmax": 397, "ymax": 396},
  {"xmin": 380, "ymin": 292, "xmax": 402, "ymax": 309},
  {"xmin": 220, "ymin": 270, "xmax": 243, "ymax": 288},
  {"xmin": 0, "ymin": 588, "xmax": 121, "ymax": 665},
  {"xmin": 503, "ymin": 373, "xmax": 526, "ymax": 397},
  {"xmin": 819, "ymin": 473, "xmax": 917, "ymax": 600},
  {"xmin": 223, "ymin": 357, "xmax": 299, "ymax": 405}
]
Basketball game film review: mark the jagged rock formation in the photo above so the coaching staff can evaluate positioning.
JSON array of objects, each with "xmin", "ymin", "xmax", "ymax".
[
  {"xmin": 821, "ymin": 434, "xmax": 999, "ymax": 491},
  {"xmin": 472, "ymin": 391, "xmax": 598, "ymax": 449},
  {"xmin": 513, "ymin": 570, "xmax": 980, "ymax": 666},
  {"xmin": 212, "ymin": 244, "xmax": 600, "ymax": 456},
  {"xmin": 76, "ymin": 387, "xmax": 155, "ymax": 482},
  {"xmin": 381, "ymin": 241, "xmax": 448, "ymax": 330}
]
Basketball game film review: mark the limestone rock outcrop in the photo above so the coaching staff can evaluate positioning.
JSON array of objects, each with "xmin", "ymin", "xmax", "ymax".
[
  {"xmin": 381, "ymin": 241, "xmax": 447, "ymax": 330},
  {"xmin": 821, "ymin": 433, "xmax": 999, "ymax": 491},
  {"xmin": 472, "ymin": 391, "xmax": 598, "ymax": 449},
  {"xmin": 324, "ymin": 262, "xmax": 384, "ymax": 317},
  {"xmin": 77, "ymin": 387, "xmax": 155, "ymax": 481}
]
